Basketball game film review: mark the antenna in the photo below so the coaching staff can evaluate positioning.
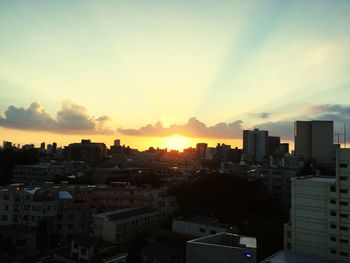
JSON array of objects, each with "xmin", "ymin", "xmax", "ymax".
[
  {"xmin": 344, "ymin": 123, "xmax": 347, "ymax": 148},
  {"xmin": 335, "ymin": 132, "xmax": 343, "ymax": 146}
]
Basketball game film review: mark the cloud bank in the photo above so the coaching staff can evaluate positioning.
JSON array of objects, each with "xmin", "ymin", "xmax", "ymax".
[
  {"xmin": 0, "ymin": 101, "xmax": 112, "ymax": 134},
  {"xmin": 119, "ymin": 117, "xmax": 244, "ymax": 139}
]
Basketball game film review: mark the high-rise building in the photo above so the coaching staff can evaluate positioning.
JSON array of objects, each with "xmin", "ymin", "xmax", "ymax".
[
  {"xmin": 243, "ymin": 129, "xmax": 268, "ymax": 162},
  {"xmin": 114, "ymin": 139, "xmax": 121, "ymax": 146},
  {"xmin": 40, "ymin": 142, "xmax": 45, "ymax": 151},
  {"xmin": 196, "ymin": 143, "xmax": 208, "ymax": 160},
  {"xmin": 268, "ymin": 136, "xmax": 281, "ymax": 156},
  {"xmin": 284, "ymin": 148, "xmax": 350, "ymax": 262},
  {"xmin": 294, "ymin": 120, "xmax": 334, "ymax": 164}
]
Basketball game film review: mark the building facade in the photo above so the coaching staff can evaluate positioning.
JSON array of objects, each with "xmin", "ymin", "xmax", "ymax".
[
  {"xmin": 294, "ymin": 120, "xmax": 334, "ymax": 165},
  {"xmin": 285, "ymin": 148, "xmax": 350, "ymax": 262}
]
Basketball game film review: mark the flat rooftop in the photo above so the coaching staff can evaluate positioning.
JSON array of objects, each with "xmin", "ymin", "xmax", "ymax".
[
  {"xmin": 175, "ymin": 215, "xmax": 226, "ymax": 228},
  {"xmin": 188, "ymin": 232, "xmax": 256, "ymax": 249},
  {"xmin": 260, "ymin": 250, "xmax": 333, "ymax": 263},
  {"xmin": 294, "ymin": 176, "xmax": 336, "ymax": 183},
  {"xmin": 94, "ymin": 206, "xmax": 159, "ymax": 221}
]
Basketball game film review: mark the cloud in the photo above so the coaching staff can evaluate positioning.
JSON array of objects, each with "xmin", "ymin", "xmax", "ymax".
[
  {"xmin": 308, "ymin": 104, "xmax": 350, "ymax": 122},
  {"xmin": 259, "ymin": 112, "xmax": 270, "ymax": 119},
  {"xmin": 0, "ymin": 101, "xmax": 113, "ymax": 134},
  {"xmin": 255, "ymin": 121, "xmax": 294, "ymax": 140},
  {"xmin": 118, "ymin": 117, "xmax": 244, "ymax": 139}
]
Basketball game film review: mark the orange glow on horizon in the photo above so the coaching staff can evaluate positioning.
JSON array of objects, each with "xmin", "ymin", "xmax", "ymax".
[{"xmin": 163, "ymin": 135, "xmax": 191, "ymax": 151}]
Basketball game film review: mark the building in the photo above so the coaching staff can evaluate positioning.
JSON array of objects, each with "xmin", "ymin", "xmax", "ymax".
[
  {"xmin": 93, "ymin": 207, "xmax": 160, "ymax": 245},
  {"xmin": 243, "ymin": 129, "xmax": 268, "ymax": 163},
  {"xmin": 284, "ymin": 148, "xmax": 350, "ymax": 262},
  {"xmin": 196, "ymin": 143, "xmax": 208, "ymax": 160},
  {"xmin": 11, "ymin": 163, "xmax": 78, "ymax": 184},
  {"xmin": 186, "ymin": 232, "xmax": 257, "ymax": 263},
  {"xmin": 255, "ymin": 167, "xmax": 297, "ymax": 208},
  {"xmin": 70, "ymin": 234, "xmax": 116, "ymax": 263},
  {"xmin": 65, "ymin": 139, "xmax": 107, "ymax": 163},
  {"xmin": 260, "ymin": 250, "xmax": 333, "ymax": 263},
  {"xmin": 3, "ymin": 141, "xmax": 12, "ymax": 149},
  {"xmin": 268, "ymin": 136, "xmax": 281, "ymax": 157},
  {"xmin": 172, "ymin": 216, "xmax": 228, "ymax": 237},
  {"xmin": 294, "ymin": 120, "xmax": 334, "ymax": 165}
]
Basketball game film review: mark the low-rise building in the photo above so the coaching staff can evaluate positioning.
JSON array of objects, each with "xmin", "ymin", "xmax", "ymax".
[
  {"xmin": 93, "ymin": 207, "xmax": 160, "ymax": 245},
  {"xmin": 186, "ymin": 232, "xmax": 257, "ymax": 263},
  {"xmin": 172, "ymin": 216, "xmax": 229, "ymax": 237}
]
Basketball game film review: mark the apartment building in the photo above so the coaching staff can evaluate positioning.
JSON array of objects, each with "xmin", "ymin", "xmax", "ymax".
[
  {"xmin": 172, "ymin": 216, "xmax": 228, "ymax": 237},
  {"xmin": 284, "ymin": 148, "xmax": 350, "ymax": 262},
  {"xmin": 93, "ymin": 207, "xmax": 160, "ymax": 245}
]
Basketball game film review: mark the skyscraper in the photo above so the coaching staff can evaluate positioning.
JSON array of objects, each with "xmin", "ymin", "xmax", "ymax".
[
  {"xmin": 294, "ymin": 120, "xmax": 334, "ymax": 164},
  {"xmin": 243, "ymin": 129, "xmax": 268, "ymax": 162}
]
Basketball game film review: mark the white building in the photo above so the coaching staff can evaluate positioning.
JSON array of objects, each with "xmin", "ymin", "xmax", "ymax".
[
  {"xmin": 186, "ymin": 232, "xmax": 256, "ymax": 263},
  {"xmin": 172, "ymin": 216, "xmax": 228, "ymax": 237},
  {"xmin": 284, "ymin": 148, "xmax": 350, "ymax": 262}
]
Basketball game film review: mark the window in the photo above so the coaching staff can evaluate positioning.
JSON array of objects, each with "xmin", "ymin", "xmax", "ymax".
[
  {"xmin": 340, "ymin": 214, "xmax": 348, "ymax": 218},
  {"xmin": 340, "ymin": 239, "xmax": 348, "ymax": 244},
  {"xmin": 340, "ymin": 164, "xmax": 348, "ymax": 168},
  {"xmin": 210, "ymin": 230, "xmax": 217, "ymax": 235},
  {"xmin": 331, "ymin": 237, "xmax": 337, "ymax": 241},
  {"xmin": 1, "ymin": 215, "xmax": 8, "ymax": 221},
  {"xmin": 199, "ymin": 228, "xmax": 206, "ymax": 233},
  {"xmin": 330, "ymin": 224, "xmax": 337, "ymax": 229},
  {"xmin": 340, "ymin": 252, "xmax": 349, "ymax": 257},
  {"xmin": 330, "ymin": 199, "xmax": 336, "ymax": 204},
  {"xmin": 340, "ymin": 226, "xmax": 348, "ymax": 231},
  {"xmin": 330, "ymin": 186, "xmax": 336, "ymax": 192},
  {"xmin": 340, "ymin": 176, "xmax": 348, "ymax": 181},
  {"xmin": 331, "ymin": 250, "xmax": 337, "ymax": 254},
  {"xmin": 340, "ymin": 189, "xmax": 348, "ymax": 194},
  {"xmin": 340, "ymin": 201, "xmax": 348, "ymax": 206},
  {"xmin": 330, "ymin": 211, "xmax": 337, "ymax": 216}
]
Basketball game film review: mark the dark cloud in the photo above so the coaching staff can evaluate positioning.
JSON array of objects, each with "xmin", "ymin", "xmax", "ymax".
[
  {"xmin": 259, "ymin": 112, "xmax": 270, "ymax": 119},
  {"xmin": 309, "ymin": 104, "xmax": 350, "ymax": 122},
  {"xmin": 118, "ymin": 117, "xmax": 244, "ymax": 139},
  {"xmin": 0, "ymin": 101, "xmax": 113, "ymax": 134},
  {"xmin": 255, "ymin": 121, "xmax": 294, "ymax": 140}
]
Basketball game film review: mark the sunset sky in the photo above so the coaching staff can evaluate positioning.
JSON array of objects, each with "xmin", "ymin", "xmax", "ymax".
[{"xmin": 1, "ymin": 0, "xmax": 350, "ymax": 150}]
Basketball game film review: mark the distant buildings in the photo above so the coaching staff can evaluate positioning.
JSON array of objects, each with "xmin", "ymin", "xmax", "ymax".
[
  {"xmin": 186, "ymin": 232, "xmax": 257, "ymax": 263},
  {"xmin": 284, "ymin": 148, "xmax": 350, "ymax": 262},
  {"xmin": 294, "ymin": 120, "xmax": 335, "ymax": 165}
]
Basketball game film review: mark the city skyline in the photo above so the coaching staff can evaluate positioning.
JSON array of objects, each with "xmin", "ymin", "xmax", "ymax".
[{"xmin": 1, "ymin": 1, "xmax": 350, "ymax": 150}]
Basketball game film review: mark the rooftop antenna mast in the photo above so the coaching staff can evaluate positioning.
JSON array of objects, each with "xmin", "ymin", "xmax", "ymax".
[
  {"xmin": 344, "ymin": 123, "xmax": 347, "ymax": 148},
  {"xmin": 335, "ymin": 132, "xmax": 343, "ymax": 146}
]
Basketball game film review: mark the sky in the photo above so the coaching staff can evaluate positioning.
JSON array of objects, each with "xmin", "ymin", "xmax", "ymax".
[{"xmin": 1, "ymin": 0, "xmax": 350, "ymax": 150}]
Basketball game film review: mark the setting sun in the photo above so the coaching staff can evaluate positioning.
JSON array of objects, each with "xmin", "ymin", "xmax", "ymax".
[{"xmin": 164, "ymin": 135, "xmax": 191, "ymax": 151}]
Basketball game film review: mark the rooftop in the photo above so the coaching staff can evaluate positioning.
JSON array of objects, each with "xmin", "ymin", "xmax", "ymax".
[
  {"xmin": 175, "ymin": 215, "xmax": 226, "ymax": 228},
  {"xmin": 94, "ymin": 206, "xmax": 159, "ymax": 221},
  {"xmin": 260, "ymin": 250, "xmax": 333, "ymax": 263},
  {"xmin": 293, "ymin": 176, "xmax": 336, "ymax": 183},
  {"xmin": 188, "ymin": 232, "xmax": 256, "ymax": 249}
]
